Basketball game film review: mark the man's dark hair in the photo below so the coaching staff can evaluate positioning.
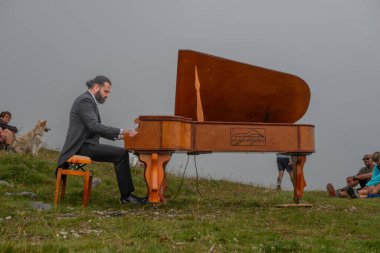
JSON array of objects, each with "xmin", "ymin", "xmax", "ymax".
[
  {"xmin": 0, "ymin": 111, "xmax": 11, "ymax": 118},
  {"xmin": 86, "ymin": 75, "xmax": 112, "ymax": 89}
]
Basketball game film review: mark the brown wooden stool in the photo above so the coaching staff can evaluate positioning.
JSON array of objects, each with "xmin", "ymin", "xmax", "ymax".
[{"xmin": 54, "ymin": 155, "xmax": 93, "ymax": 207}]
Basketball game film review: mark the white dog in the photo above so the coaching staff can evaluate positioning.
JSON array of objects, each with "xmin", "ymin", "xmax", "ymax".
[{"xmin": 11, "ymin": 120, "xmax": 51, "ymax": 155}]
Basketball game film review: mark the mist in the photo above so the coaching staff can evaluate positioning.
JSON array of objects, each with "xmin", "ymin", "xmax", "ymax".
[{"xmin": 1, "ymin": 0, "xmax": 379, "ymax": 190}]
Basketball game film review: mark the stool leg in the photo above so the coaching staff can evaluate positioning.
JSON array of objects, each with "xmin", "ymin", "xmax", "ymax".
[
  {"xmin": 54, "ymin": 168, "xmax": 63, "ymax": 207},
  {"xmin": 83, "ymin": 170, "xmax": 90, "ymax": 207},
  {"xmin": 61, "ymin": 175, "xmax": 67, "ymax": 201},
  {"xmin": 88, "ymin": 175, "xmax": 93, "ymax": 203}
]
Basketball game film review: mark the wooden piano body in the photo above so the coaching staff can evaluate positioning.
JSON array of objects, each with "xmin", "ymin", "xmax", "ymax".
[{"xmin": 124, "ymin": 50, "xmax": 315, "ymax": 203}]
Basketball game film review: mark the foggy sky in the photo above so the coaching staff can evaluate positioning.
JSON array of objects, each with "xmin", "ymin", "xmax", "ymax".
[{"xmin": 1, "ymin": 0, "xmax": 379, "ymax": 190}]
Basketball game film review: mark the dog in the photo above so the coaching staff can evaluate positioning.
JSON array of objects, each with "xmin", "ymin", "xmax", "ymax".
[{"xmin": 11, "ymin": 120, "xmax": 51, "ymax": 155}]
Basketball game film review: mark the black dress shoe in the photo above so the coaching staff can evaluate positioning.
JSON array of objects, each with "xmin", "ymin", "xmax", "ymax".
[{"xmin": 120, "ymin": 194, "xmax": 148, "ymax": 205}]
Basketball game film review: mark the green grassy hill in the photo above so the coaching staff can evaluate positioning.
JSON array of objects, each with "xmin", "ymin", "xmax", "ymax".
[{"xmin": 0, "ymin": 149, "xmax": 379, "ymax": 253}]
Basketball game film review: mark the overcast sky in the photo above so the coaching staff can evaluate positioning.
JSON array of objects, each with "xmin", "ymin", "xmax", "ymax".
[{"xmin": 1, "ymin": 0, "xmax": 379, "ymax": 190}]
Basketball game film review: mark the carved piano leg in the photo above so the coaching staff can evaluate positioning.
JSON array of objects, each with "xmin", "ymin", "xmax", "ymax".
[
  {"xmin": 292, "ymin": 155, "xmax": 307, "ymax": 204},
  {"xmin": 138, "ymin": 153, "xmax": 171, "ymax": 203}
]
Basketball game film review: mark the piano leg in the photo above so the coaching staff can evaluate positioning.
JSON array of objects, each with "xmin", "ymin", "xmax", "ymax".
[
  {"xmin": 138, "ymin": 153, "xmax": 171, "ymax": 203},
  {"xmin": 292, "ymin": 155, "xmax": 307, "ymax": 204}
]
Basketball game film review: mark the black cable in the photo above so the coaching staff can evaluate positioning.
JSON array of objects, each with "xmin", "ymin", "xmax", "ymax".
[
  {"xmin": 171, "ymin": 154, "xmax": 190, "ymax": 201},
  {"xmin": 193, "ymin": 155, "xmax": 225, "ymax": 203},
  {"xmin": 193, "ymin": 155, "xmax": 204, "ymax": 199},
  {"xmin": 171, "ymin": 154, "xmax": 224, "ymax": 203}
]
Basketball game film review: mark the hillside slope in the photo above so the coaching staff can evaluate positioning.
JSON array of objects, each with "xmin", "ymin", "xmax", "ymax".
[{"xmin": 0, "ymin": 149, "xmax": 379, "ymax": 253}]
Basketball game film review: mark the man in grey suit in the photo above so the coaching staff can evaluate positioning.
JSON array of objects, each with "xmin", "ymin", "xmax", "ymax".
[{"xmin": 58, "ymin": 75, "xmax": 146, "ymax": 205}]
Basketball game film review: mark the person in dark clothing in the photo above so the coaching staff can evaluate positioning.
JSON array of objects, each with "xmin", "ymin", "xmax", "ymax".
[
  {"xmin": 57, "ymin": 75, "xmax": 147, "ymax": 205},
  {"xmin": 0, "ymin": 111, "xmax": 18, "ymax": 149}
]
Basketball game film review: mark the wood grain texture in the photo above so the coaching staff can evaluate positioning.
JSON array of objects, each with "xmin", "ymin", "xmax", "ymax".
[
  {"xmin": 175, "ymin": 50, "xmax": 310, "ymax": 123},
  {"xmin": 124, "ymin": 116, "xmax": 315, "ymax": 154},
  {"xmin": 124, "ymin": 50, "xmax": 315, "ymax": 203}
]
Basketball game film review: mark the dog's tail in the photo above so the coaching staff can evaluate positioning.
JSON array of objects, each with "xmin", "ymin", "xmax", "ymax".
[
  {"xmin": 8, "ymin": 136, "xmax": 25, "ymax": 153},
  {"xmin": 13, "ymin": 136, "xmax": 25, "ymax": 144}
]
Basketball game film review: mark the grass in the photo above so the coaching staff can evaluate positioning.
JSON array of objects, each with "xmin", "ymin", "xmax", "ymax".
[{"xmin": 0, "ymin": 149, "xmax": 379, "ymax": 252}]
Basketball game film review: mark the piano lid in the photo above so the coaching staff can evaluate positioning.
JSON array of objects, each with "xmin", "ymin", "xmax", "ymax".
[{"xmin": 175, "ymin": 50, "xmax": 311, "ymax": 123}]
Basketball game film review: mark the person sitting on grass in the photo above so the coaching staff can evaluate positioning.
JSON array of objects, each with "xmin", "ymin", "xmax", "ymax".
[
  {"xmin": 0, "ymin": 128, "xmax": 5, "ymax": 150},
  {"xmin": 0, "ymin": 111, "xmax": 18, "ymax": 150},
  {"xmin": 346, "ymin": 151, "xmax": 380, "ymax": 198},
  {"xmin": 326, "ymin": 153, "xmax": 374, "ymax": 197}
]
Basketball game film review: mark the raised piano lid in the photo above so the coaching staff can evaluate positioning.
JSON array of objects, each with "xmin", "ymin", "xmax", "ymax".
[{"xmin": 175, "ymin": 50, "xmax": 311, "ymax": 123}]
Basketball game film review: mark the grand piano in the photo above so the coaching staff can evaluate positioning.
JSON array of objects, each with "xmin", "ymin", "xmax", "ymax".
[{"xmin": 124, "ymin": 50, "xmax": 315, "ymax": 204}]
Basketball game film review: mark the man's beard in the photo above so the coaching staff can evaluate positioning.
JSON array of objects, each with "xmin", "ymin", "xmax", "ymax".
[{"xmin": 94, "ymin": 90, "xmax": 106, "ymax": 104}]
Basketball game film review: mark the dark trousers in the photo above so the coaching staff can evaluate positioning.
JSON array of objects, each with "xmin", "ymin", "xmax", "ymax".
[
  {"xmin": 276, "ymin": 157, "xmax": 292, "ymax": 172},
  {"xmin": 78, "ymin": 143, "xmax": 134, "ymax": 197},
  {"xmin": 359, "ymin": 179, "xmax": 370, "ymax": 189}
]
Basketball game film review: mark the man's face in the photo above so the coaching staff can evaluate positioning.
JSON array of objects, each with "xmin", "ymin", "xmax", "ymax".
[
  {"xmin": 94, "ymin": 82, "xmax": 111, "ymax": 104},
  {"xmin": 362, "ymin": 155, "xmax": 372, "ymax": 166},
  {"xmin": 0, "ymin": 114, "xmax": 11, "ymax": 123}
]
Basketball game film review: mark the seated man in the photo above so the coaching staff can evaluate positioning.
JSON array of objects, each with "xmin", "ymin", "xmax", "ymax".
[
  {"xmin": 346, "ymin": 151, "xmax": 380, "ymax": 198},
  {"xmin": 326, "ymin": 153, "xmax": 374, "ymax": 197},
  {"xmin": 57, "ymin": 76, "xmax": 147, "ymax": 205},
  {"xmin": 0, "ymin": 111, "xmax": 18, "ymax": 149}
]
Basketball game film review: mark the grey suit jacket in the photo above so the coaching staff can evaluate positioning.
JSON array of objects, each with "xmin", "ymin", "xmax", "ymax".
[{"xmin": 57, "ymin": 91, "xmax": 120, "ymax": 166}]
